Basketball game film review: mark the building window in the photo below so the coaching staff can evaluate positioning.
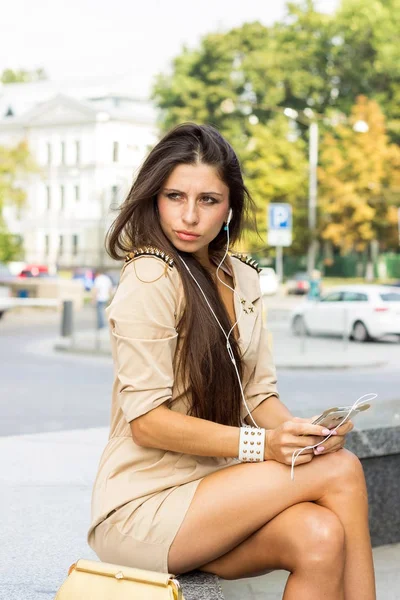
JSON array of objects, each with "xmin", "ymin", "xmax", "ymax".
[
  {"xmin": 72, "ymin": 234, "xmax": 79, "ymax": 256},
  {"xmin": 111, "ymin": 185, "xmax": 118, "ymax": 204},
  {"xmin": 59, "ymin": 235, "xmax": 64, "ymax": 257},
  {"xmin": 61, "ymin": 141, "xmax": 66, "ymax": 165},
  {"xmin": 75, "ymin": 140, "xmax": 80, "ymax": 164},
  {"xmin": 113, "ymin": 141, "xmax": 119, "ymax": 162},
  {"xmin": 46, "ymin": 185, "xmax": 51, "ymax": 210},
  {"xmin": 46, "ymin": 143, "xmax": 52, "ymax": 165},
  {"xmin": 74, "ymin": 185, "xmax": 80, "ymax": 201},
  {"xmin": 60, "ymin": 185, "xmax": 65, "ymax": 211},
  {"xmin": 45, "ymin": 234, "xmax": 49, "ymax": 256}
]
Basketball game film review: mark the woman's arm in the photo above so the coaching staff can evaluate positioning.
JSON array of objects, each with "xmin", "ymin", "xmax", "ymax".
[
  {"xmin": 246, "ymin": 395, "xmax": 294, "ymax": 430},
  {"xmin": 131, "ymin": 404, "xmax": 240, "ymax": 457}
]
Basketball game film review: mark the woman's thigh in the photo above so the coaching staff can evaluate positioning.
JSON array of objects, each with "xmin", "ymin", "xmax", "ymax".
[{"xmin": 168, "ymin": 449, "xmax": 362, "ymax": 574}]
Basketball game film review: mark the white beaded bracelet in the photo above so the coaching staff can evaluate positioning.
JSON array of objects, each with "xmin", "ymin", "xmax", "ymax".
[{"xmin": 239, "ymin": 426, "xmax": 266, "ymax": 462}]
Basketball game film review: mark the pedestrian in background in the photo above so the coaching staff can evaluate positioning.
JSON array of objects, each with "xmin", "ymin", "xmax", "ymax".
[
  {"xmin": 308, "ymin": 268, "xmax": 322, "ymax": 300},
  {"xmin": 92, "ymin": 270, "xmax": 113, "ymax": 329}
]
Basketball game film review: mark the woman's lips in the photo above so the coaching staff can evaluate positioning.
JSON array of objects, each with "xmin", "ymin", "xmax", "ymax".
[{"xmin": 175, "ymin": 231, "xmax": 200, "ymax": 241}]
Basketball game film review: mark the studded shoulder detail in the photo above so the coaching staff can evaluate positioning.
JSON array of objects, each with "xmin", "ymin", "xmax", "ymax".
[
  {"xmin": 230, "ymin": 252, "xmax": 262, "ymax": 274},
  {"xmin": 125, "ymin": 246, "xmax": 175, "ymax": 268}
]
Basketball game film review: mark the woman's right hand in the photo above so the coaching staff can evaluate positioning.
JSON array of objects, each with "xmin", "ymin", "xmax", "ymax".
[{"xmin": 264, "ymin": 417, "xmax": 333, "ymax": 465}]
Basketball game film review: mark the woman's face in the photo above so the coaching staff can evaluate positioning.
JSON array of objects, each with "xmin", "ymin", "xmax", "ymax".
[{"xmin": 157, "ymin": 163, "xmax": 230, "ymax": 260}]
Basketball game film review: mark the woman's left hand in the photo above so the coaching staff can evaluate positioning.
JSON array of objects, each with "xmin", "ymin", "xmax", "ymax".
[
  {"xmin": 294, "ymin": 416, "xmax": 354, "ymax": 455},
  {"xmin": 310, "ymin": 417, "xmax": 354, "ymax": 455}
]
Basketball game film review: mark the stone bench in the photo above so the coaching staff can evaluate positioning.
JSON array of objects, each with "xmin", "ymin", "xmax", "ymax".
[
  {"xmin": 179, "ymin": 572, "xmax": 224, "ymax": 599},
  {"xmin": 345, "ymin": 424, "xmax": 400, "ymax": 546}
]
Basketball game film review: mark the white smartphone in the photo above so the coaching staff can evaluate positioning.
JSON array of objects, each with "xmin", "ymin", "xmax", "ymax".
[{"xmin": 312, "ymin": 403, "xmax": 371, "ymax": 430}]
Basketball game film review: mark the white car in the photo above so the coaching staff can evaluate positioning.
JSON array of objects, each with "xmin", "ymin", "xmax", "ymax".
[
  {"xmin": 291, "ymin": 285, "xmax": 400, "ymax": 342},
  {"xmin": 259, "ymin": 267, "xmax": 278, "ymax": 295}
]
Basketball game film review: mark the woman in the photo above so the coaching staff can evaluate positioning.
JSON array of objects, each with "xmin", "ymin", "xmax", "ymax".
[{"xmin": 88, "ymin": 123, "xmax": 375, "ymax": 599}]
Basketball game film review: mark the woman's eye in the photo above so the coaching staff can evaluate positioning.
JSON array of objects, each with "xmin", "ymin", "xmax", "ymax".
[
  {"xmin": 166, "ymin": 193, "xmax": 181, "ymax": 200},
  {"xmin": 201, "ymin": 196, "xmax": 217, "ymax": 204}
]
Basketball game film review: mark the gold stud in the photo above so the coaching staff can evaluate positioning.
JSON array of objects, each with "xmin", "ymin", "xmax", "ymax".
[{"xmin": 251, "ymin": 431, "xmax": 255, "ymax": 436}]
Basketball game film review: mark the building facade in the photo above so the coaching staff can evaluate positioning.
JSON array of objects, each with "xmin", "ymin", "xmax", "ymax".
[{"xmin": 0, "ymin": 81, "xmax": 158, "ymax": 270}]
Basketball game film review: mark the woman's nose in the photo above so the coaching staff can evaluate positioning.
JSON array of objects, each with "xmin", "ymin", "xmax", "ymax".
[{"xmin": 182, "ymin": 204, "xmax": 199, "ymax": 225}]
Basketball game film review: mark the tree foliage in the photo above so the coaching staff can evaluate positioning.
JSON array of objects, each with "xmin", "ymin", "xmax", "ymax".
[
  {"xmin": 0, "ymin": 141, "xmax": 38, "ymax": 261},
  {"xmin": 1, "ymin": 68, "xmax": 48, "ymax": 84},
  {"xmin": 318, "ymin": 97, "xmax": 400, "ymax": 253},
  {"xmin": 152, "ymin": 0, "xmax": 400, "ymax": 255}
]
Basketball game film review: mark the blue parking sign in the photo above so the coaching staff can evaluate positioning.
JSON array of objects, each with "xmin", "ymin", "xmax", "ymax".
[
  {"xmin": 269, "ymin": 204, "xmax": 292, "ymax": 230},
  {"xmin": 268, "ymin": 203, "xmax": 292, "ymax": 247}
]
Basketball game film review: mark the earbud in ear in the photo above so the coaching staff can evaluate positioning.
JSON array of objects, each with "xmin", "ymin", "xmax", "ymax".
[{"xmin": 227, "ymin": 208, "xmax": 233, "ymax": 224}]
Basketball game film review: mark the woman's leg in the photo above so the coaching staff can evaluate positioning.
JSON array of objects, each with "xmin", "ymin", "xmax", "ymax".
[
  {"xmin": 168, "ymin": 449, "xmax": 375, "ymax": 600},
  {"xmin": 201, "ymin": 502, "xmax": 346, "ymax": 600}
]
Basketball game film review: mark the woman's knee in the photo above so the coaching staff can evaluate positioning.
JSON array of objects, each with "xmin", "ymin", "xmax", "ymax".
[
  {"xmin": 276, "ymin": 504, "xmax": 345, "ymax": 573},
  {"xmin": 299, "ymin": 508, "xmax": 345, "ymax": 569},
  {"xmin": 323, "ymin": 448, "xmax": 366, "ymax": 493}
]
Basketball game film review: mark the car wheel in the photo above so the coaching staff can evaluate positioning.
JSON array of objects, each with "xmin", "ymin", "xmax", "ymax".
[
  {"xmin": 351, "ymin": 320, "xmax": 370, "ymax": 343},
  {"xmin": 292, "ymin": 315, "xmax": 308, "ymax": 336},
  {"xmin": 0, "ymin": 311, "xmax": 4, "ymax": 320}
]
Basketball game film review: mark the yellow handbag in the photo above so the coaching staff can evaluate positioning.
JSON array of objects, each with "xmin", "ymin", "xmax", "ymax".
[{"xmin": 54, "ymin": 558, "xmax": 184, "ymax": 599}]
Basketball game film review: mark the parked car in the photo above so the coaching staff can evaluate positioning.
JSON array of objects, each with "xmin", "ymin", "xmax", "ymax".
[
  {"xmin": 291, "ymin": 285, "xmax": 400, "ymax": 342},
  {"xmin": 286, "ymin": 272, "xmax": 310, "ymax": 295},
  {"xmin": 0, "ymin": 262, "xmax": 14, "ymax": 320},
  {"xmin": 259, "ymin": 267, "xmax": 278, "ymax": 295},
  {"xmin": 18, "ymin": 264, "xmax": 49, "ymax": 278}
]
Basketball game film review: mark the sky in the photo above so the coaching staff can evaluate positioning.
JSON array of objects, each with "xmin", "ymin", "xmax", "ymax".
[{"xmin": 2, "ymin": 0, "xmax": 339, "ymax": 98}]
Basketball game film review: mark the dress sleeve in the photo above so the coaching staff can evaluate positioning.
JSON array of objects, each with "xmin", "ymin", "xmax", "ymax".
[
  {"xmin": 107, "ymin": 256, "xmax": 181, "ymax": 423},
  {"xmin": 243, "ymin": 286, "xmax": 279, "ymax": 417}
]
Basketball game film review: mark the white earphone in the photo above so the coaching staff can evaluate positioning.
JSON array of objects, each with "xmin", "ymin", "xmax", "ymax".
[{"xmin": 177, "ymin": 208, "xmax": 375, "ymax": 477}]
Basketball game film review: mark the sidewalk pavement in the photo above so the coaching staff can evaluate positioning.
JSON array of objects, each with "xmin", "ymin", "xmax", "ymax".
[{"xmin": 2, "ymin": 427, "xmax": 399, "ymax": 600}]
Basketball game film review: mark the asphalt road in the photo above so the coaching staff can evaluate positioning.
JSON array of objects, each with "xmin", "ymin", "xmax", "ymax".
[{"xmin": 1, "ymin": 306, "xmax": 399, "ymax": 436}]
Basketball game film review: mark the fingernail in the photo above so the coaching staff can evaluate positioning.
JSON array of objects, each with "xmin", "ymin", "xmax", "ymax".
[
  {"xmin": 322, "ymin": 428, "xmax": 330, "ymax": 435},
  {"xmin": 331, "ymin": 430, "xmax": 338, "ymax": 435},
  {"xmin": 317, "ymin": 446, "xmax": 325, "ymax": 452}
]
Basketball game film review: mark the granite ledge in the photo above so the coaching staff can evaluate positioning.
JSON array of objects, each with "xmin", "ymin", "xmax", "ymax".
[{"xmin": 346, "ymin": 426, "xmax": 400, "ymax": 459}]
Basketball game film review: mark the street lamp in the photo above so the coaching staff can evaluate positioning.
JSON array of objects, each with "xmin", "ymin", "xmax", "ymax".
[
  {"xmin": 282, "ymin": 108, "xmax": 369, "ymax": 274},
  {"xmin": 283, "ymin": 107, "xmax": 319, "ymax": 274}
]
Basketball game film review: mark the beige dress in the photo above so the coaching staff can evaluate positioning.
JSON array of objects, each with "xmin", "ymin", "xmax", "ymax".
[{"xmin": 87, "ymin": 249, "xmax": 279, "ymax": 573}]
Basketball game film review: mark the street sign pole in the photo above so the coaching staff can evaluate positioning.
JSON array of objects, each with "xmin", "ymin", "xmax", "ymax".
[
  {"xmin": 276, "ymin": 246, "xmax": 283, "ymax": 284},
  {"xmin": 267, "ymin": 204, "xmax": 293, "ymax": 285}
]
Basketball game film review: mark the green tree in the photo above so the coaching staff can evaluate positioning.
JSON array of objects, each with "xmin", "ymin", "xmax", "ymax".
[
  {"xmin": 0, "ymin": 141, "xmax": 38, "ymax": 262},
  {"xmin": 1, "ymin": 68, "xmax": 48, "ymax": 84},
  {"xmin": 318, "ymin": 96, "xmax": 400, "ymax": 253},
  {"xmin": 152, "ymin": 0, "xmax": 400, "ymax": 256},
  {"xmin": 241, "ymin": 116, "xmax": 309, "ymax": 255},
  {"xmin": 332, "ymin": 0, "xmax": 400, "ymax": 141}
]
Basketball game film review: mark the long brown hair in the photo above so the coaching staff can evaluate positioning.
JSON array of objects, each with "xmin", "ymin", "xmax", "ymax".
[{"xmin": 107, "ymin": 123, "xmax": 258, "ymax": 426}]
